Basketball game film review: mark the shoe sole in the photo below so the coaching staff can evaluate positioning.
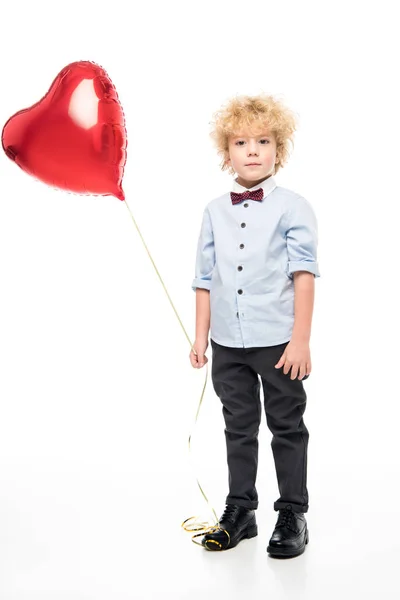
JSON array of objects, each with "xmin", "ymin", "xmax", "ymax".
[
  {"xmin": 203, "ymin": 522, "xmax": 258, "ymax": 551},
  {"xmin": 267, "ymin": 528, "xmax": 309, "ymax": 558}
]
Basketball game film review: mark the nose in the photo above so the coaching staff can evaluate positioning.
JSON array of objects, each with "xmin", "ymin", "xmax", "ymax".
[{"xmin": 247, "ymin": 140, "xmax": 259, "ymax": 156}]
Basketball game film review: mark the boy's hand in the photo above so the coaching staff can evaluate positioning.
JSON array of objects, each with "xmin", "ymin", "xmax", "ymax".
[
  {"xmin": 275, "ymin": 340, "xmax": 311, "ymax": 380},
  {"xmin": 189, "ymin": 339, "xmax": 209, "ymax": 369}
]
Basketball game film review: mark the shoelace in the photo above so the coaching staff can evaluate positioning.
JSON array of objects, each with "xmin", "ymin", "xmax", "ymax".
[
  {"xmin": 276, "ymin": 507, "xmax": 298, "ymax": 532},
  {"xmin": 220, "ymin": 504, "xmax": 241, "ymax": 524}
]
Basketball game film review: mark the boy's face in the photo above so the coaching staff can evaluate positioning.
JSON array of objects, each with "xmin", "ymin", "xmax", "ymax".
[{"xmin": 226, "ymin": 128, "xmax": 278, "ymax": 187}]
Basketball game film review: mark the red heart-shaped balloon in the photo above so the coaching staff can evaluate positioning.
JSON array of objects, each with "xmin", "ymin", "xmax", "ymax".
[{"xmin": 2, "ymin": 60, "xmax": 127, "ymax": 200}]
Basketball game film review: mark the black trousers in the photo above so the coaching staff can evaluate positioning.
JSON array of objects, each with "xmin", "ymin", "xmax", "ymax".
[{"xmin": 210, "ymin": 338, "xmax": 309, "ymax": 514}]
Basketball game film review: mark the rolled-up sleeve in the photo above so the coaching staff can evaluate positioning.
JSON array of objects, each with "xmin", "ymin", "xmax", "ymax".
[
  {"xmin": 285, "ymin": 196, "xmax": 320, "ymax": 279},
  {"xmin": 191, "ymin": 207, "xmax": 215, "ymax": 291}
]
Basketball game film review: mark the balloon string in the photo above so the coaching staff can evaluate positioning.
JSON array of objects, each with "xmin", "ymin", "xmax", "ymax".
[{"xmin": 124, "ymin": 199, "xmax": 223, "ymax": 544}]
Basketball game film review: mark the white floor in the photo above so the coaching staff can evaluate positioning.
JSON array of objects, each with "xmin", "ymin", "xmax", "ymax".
[{"xmin": 0, "ymin": 457, "xmax": 397, "ymax": 599}]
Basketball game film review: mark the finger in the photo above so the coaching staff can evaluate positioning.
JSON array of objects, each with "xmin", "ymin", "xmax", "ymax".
[
  {"xmin": 282, "ymin": 359, "xmax": 292, "ymax": 375},
  {"xmin": 275, "ymin": 353, "xmax": 285, "ymax": 368},
  {"xmin": 200, "ymin": 356, "xmax": 209, "ymax": 368},
  {"xmin": 197, "ymin": 354, "xmax": 205, "ymax": 368},
  {"xmin": 189, "ymin": 350, "xmax": 199, "ymax": 368},
  {"xmin": 298, "ymin": 365, "xmax": 307, "ymax": 380},
  {"xmin": 290, "ymin": 364, "xmax": 299, "ymax": 380}
]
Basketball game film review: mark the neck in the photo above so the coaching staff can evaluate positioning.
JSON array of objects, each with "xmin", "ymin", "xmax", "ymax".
[{"xmin": 236, "ymin": 174, "xmax": 272, "ymax": 189}]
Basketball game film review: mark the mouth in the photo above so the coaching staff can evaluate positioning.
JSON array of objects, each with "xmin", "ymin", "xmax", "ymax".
[{"xmin": 245, "ymin": 163, "xmax": 261, "ymax": 166}]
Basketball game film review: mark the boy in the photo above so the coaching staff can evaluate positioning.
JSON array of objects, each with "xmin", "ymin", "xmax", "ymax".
[{"xmin": 189, "ymin": 94, "xmax": 320, "ymax": 557}]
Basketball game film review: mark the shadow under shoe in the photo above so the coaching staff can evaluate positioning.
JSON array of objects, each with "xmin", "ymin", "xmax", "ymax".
[
  {"xmin": 201, "ymin": 504, "xmax": 258, "ymax": 551},
  {"xmin": 267, "ymin": 504, "xmax": 309, "ymax": 558}
]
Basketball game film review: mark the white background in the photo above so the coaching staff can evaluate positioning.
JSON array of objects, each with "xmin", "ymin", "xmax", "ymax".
[{"xmin": 0, "ymin": 0, "xmax": 399, "ymax": 598}]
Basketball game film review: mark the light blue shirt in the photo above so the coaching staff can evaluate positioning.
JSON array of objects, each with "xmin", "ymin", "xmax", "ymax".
[{"xmin": 191, "ymin": 175, "xmax": 320, "ymax": 348}]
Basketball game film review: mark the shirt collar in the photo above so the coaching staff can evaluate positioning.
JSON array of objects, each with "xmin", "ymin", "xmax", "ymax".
[{"xmin": 232, "ymin": 175, "xmax": 277, "ymax": 199}]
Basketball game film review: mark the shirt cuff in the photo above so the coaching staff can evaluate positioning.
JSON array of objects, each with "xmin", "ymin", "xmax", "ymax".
[
  {"xmin": 287, "ymin": 261, "xmax": 320, "ymax": 279},
  {"xmin": 191, "ymin": 278, "xmax": 212, "ymax": 291}
]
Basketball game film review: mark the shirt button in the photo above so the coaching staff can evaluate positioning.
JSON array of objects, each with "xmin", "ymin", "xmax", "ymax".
[
  {"xmin": 239, "ymin": 244, "xmax": 245, "ymax": 249},
  {"xmin": 241, "ymin": 222, "xmax": 246, "ymax": 228},
  {"xmin": 238, "ymin": 266, "xmax": 243, "ymax": 271},
  {"xmin": 236, "ymin": 312, "xmax": 239, "ymax": 317},
  {"xmin": 244, "ymin": 203, "xmax": 249, "ymax": 208},
  {"xmin": 238, "ymin": 289, "xmax": 243, "ymax": 294}
]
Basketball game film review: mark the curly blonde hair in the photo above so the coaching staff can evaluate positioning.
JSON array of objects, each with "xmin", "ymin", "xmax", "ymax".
[{"xmin": 209, "ymin": 94, "xmax": 299, "ymax": 175}]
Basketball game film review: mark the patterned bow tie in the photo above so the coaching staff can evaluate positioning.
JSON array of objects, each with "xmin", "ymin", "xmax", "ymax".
[{"xmin": 230, "ymin": 187, "xmax": 264, "ymax": 205}]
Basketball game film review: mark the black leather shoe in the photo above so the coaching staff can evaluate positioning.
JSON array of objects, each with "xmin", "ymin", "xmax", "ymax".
[
  {"xmin": 267, "ymin": 504, "xmax": 309, "ymax": 558},
  {"xmin": 201, "ymin": 504, "xmax": 258, "ymax": 551}
]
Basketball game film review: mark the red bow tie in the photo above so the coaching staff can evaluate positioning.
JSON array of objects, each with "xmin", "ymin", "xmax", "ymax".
[{"xmin": 230, "ymin": 187, "xmax": 264, "ymax": 205}]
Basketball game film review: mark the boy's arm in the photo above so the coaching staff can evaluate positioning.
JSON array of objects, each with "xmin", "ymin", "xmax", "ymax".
[
  {"xmin": 285, "ymin": 197, "xmax": 320, "ymax": 343},
  {"xmin": 291, "ymin": 272, "xmax": 315, "ymax": 343},
  {"xmin": 190, "ymin": 207, "xmax": 215, "ymax": 365},
  {"xmin": 195, "ymin": 289, "xmax": 211, "ymax": 342},
  {"xmin": 191, "ymin": 207, "xmax": 215, "ymax": 294}
]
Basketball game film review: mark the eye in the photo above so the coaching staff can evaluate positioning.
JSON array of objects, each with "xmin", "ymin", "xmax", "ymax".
[
  {"xmin": 235, "ymin": 140, "xmax": 245, "ymax": 146},
  {"xmin": 259, "ymin": 139, "xmax": 270, "ymax": 144}
]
